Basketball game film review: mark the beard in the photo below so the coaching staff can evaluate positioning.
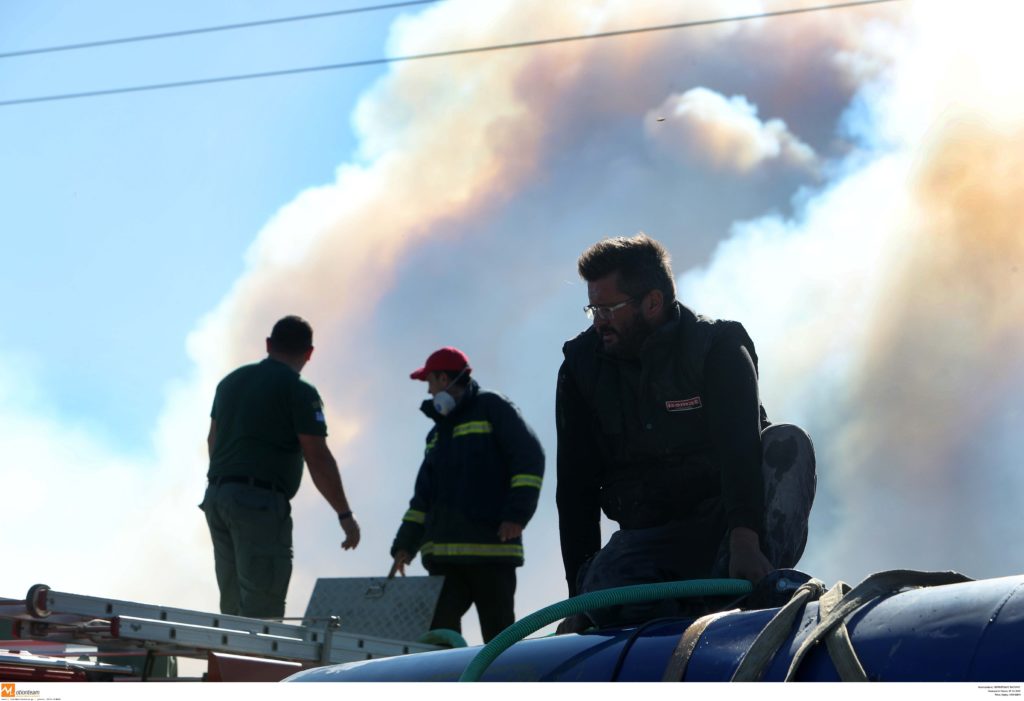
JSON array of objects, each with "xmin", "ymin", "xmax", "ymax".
[{"xmin": 602, "ymin": 312, "xmax": 653, "ymax": 358}]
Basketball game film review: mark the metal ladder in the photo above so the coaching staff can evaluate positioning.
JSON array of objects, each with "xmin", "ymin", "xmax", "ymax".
[{"xmin": 1, "ymin": 583, "xmax": 438, "ymax": 668}]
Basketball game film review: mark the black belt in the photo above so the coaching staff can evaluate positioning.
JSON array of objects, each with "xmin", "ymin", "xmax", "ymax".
[{"xmin": 209, "ymin": 475, "xmax": 285, "ymax": 494}]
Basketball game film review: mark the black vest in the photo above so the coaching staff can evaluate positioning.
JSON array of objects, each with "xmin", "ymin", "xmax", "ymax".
[{"xmin": 561, "ymin": 303, "xmax": 765, "ymax": 528}]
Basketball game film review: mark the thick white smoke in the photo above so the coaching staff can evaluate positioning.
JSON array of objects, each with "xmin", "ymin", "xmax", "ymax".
[
  {"xmin": 679, "ymin": 0, "xmax": 1024, "ymax": 582},
  {"xmin": 645, "ymin": 87, "xmax": 818, "ymax": 173}
]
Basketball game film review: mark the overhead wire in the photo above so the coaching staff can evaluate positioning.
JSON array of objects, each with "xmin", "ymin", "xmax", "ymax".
[
  {"xmin": 0, "ymin": 0, "xmax": 443, "ymax": 60},
  {"xmin": 0, "ymin": 0, "xmax": 903, "ymax": 109}
]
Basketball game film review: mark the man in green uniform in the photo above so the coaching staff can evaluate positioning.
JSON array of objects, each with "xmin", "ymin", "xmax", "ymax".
[{"xmin": 202, "ymin": 315, "xmax": 360, "ymax": 618}]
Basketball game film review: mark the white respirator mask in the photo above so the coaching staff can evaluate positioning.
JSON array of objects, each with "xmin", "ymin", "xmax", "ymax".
[{"xmin": 433, "ymin": 367, "xmax": 468, "ymax": 416}]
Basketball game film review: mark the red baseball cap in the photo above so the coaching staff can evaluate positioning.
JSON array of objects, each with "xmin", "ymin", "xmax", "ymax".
[{"xmin": 410, "ymin": 347, "xmax": 471, "ymax": 380}]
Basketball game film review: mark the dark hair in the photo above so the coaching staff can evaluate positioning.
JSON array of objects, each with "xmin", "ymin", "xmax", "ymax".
[
  {"xmin": 438, "ymin": 368, "xmax": 472, "ymax": 387},
  {"xmin": 577, "ymin": 233, "xmax": 676, "ymax": 305},
  {"xmin": 268, "ymin": 315, "xmax": 313, "ymax": 355}
]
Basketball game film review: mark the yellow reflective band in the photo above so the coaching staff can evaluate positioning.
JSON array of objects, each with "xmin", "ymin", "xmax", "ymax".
[
  {"xmin": 452, "ymin": 420, "xmax": 493, "ymax": 438},
  {"xmin": 402, "ymin": 509, "xmax": 426, "ymax": 524},
  {"xmin": 424, "ymin": 435, "xmax": 438, "ymax": 455},
  {"xmin": 420, "ymin": 542, "xmax": 524, "ymax": 558},
  {"xmin": 510, "ymin": 474, "xmax": 543, "ymax": 489}
]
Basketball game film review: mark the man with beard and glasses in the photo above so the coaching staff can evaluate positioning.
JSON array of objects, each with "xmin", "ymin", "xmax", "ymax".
[{"xmin": 555, "ymin": 234, "xmax": 816, "ymax": 631}]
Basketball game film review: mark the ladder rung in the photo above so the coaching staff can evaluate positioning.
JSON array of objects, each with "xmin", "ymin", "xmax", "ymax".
[
  {"xmin": 113, "ymin": 616, "xmax": 322, "ymax": 662},
  {"xmin": 37, "ymin": 589, "xmax": 320, "ymax": 641},
  {"xmin": 5, "ymin": 585, "xmax": 441, "ymax": 666}
]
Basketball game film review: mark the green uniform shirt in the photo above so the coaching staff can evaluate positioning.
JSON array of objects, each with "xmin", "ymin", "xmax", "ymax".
[{"xmin": 208, "ymin": 357, "xmax": 327, "ymax": 499}]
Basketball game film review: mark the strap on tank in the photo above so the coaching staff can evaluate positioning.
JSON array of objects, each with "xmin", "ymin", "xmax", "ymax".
[
  {"xmin": 728, "ymin": 569, "xmax": 973, "ymax": 682},
  {"xmin": 660, "ymin": 609, "xmax": 737, "ymax": 681}
]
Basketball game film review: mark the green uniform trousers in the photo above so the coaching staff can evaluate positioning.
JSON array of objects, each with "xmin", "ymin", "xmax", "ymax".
[{"xmin": 201, "ymin": 480, "xmax": 293, "ymax": 618}]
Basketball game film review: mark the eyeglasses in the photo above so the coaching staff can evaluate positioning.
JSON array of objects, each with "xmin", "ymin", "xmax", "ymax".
[{"xmin": 584, "ymin": 298, "xmax": 636, "ymax": 321}]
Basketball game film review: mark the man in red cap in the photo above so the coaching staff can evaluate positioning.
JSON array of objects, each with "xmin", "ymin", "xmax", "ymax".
[{"xmin": 389, "ymin": 347, "xmax": 545, "ymax": 642}]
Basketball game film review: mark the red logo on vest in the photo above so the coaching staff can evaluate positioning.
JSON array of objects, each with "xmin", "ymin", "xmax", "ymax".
[{"xmin": 666, "ymin": 396, "xmax": 702, "ymax": 412}]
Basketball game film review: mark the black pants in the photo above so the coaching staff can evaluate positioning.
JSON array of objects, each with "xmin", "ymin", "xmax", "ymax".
[
  {"xmin": 579, "ymin": 423, "xmax": 816, "ymax": 627},
  {"xmin": 425, "ymin": 562, "xmax": 517, "ymax": 643}
]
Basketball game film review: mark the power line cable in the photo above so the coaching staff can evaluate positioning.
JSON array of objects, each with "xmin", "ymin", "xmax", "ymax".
[
  {"xmin": 0, "ymin": 0, "xmax": 903, "ymax": 109},
  {"xmin": 0, "ymin": 0, "xmax": 443, "ymax": 60}
]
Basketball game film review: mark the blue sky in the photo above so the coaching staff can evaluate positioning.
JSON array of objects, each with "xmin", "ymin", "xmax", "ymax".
[
  {"xmin": 3, "ymin": 0, "xmax": 1024, "ymax": 651},
  {"xmin": 1, "ymin": 0, "xmax": 394, "ymax": 453}
]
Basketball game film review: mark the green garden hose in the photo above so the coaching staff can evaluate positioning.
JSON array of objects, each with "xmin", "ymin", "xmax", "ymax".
[{"xmin": 458, "ymin": 578, "xmax": 752, "ymax": 681}]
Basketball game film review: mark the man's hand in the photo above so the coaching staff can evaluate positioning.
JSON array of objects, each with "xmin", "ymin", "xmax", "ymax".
[
  {"xmin": 389, "ymin": 550, "xmax": 413, "ymax": 578},
  {"xmin": 497, "ymin": 521, "xmax": 523, "ymax": 542},
  {"xmin": 339, "ymin": 515, "xmax": 361, "ymax": 550},
  {"xmin": 555, "ymin": 614, "xmax": 591, "ymax": 635},
  {"xmin": 728, "ymin": 527, "xmax": 773, "ymax": 583}
]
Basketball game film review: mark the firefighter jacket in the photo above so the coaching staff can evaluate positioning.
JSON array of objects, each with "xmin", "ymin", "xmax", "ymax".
[{"xmin": 391, "ymin": 379, "xmax": 545, "ymax": 567}]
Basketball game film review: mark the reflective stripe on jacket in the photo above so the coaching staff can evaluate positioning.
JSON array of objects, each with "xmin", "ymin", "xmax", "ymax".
[{"xmin": 391, "ymin": 379, "xmax": 544, "ymax": 566}]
